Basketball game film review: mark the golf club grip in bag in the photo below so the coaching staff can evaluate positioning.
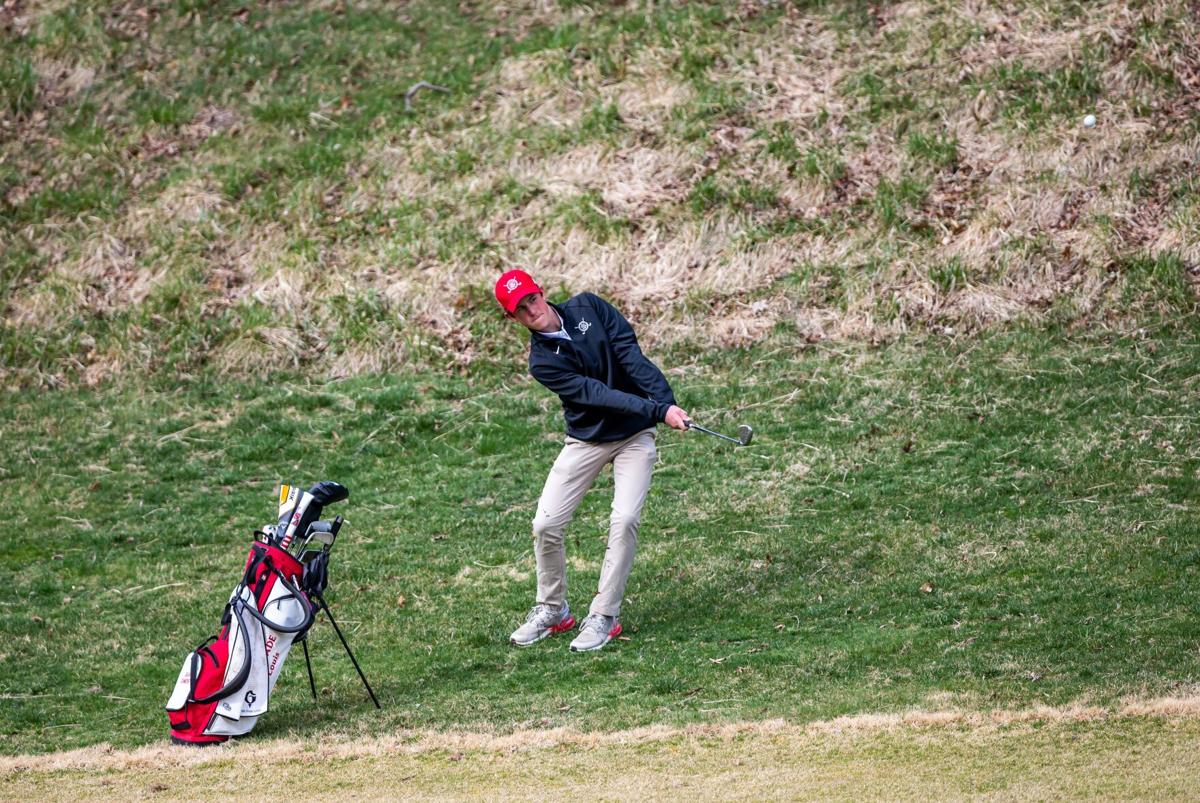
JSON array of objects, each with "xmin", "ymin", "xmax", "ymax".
[{"xmin": 166, "ymin": 543, "xmax": 312, "ymax": 745}]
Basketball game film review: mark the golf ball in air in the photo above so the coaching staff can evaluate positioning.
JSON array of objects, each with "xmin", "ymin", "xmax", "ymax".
[{"xmin": 1083, "ymin": 114, "xmax": 1096, "ymax": 128}]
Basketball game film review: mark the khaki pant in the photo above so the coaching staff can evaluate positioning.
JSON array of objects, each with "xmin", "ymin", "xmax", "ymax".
[{"xmin": 532, "ymin": 427, "xmax": 657, "ymax": 618}]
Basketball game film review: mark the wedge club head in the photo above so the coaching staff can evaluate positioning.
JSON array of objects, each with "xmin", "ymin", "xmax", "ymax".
[{"xmin": 735, "ymin": 424, "xmax": 754, "ymax": 446}]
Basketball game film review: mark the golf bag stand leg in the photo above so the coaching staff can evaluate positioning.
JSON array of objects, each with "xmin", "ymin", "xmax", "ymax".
[
  {"xmin": 301, "ymin": 637, "xmax": 317, "ymax": 700},
  {"xmin": 313, "ymin": 592, "xmax": 381, "ymax": 710}
]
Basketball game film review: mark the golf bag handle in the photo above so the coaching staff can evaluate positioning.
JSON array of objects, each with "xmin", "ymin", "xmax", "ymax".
[
  {"xmin": 188, "ymin": 601, "xmax": 254, "ymax": 705},
  {"xmin": 239, "ymin": 557, "xmax": 315, "ymax": 635}
]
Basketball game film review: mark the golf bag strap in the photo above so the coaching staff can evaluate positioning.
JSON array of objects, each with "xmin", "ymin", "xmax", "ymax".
[
  {"xmin": 189, "ymin": 601, "xmax": 254, "ymax": 705},
  {"xmin": 238, "ymin": 561, "xmax": 315, "ymax": 635}
]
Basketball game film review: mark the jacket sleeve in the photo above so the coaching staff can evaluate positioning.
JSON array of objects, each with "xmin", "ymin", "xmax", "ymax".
[
  {"xmin": 587, "ymin": 294, "xmax": 677, "ymax": 420},
  {"xmin": 531, "ymin": 360, "xmax": 660, "ymax": 418}
]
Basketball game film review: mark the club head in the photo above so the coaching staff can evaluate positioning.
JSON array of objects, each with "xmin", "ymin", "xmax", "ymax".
[
  {"xmin": 309, "ymin": 530, "xmax": 335, "ymax": 547},
  {"xmin": 737, "ymin": 424, "xmax": 754, "ymax": 446},
  {"xmin": 307, "ymin": 481, "xmax": 349, "ymax": 506}
]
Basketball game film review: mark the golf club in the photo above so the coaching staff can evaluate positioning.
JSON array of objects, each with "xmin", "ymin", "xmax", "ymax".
[
  {"xmin": 291, "ymin": 520, "xmax": 330, "ymax": 556},
  {"xmin": 685, "ymin": 420, "xmax": 753, "ymax": 446},
  {"xmin": 291, "ymin": 518, "xmax": 340, "ymax": 557}
]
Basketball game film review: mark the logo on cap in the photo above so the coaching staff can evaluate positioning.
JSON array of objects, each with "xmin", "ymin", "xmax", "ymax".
[{"xmin": 495, "ymin": 269, "xmax": 543, "ymax": 313}]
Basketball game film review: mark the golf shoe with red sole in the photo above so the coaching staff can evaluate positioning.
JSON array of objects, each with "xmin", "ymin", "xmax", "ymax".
[
  {"xmin": 569, "ymin": 614, "xmax": 622, "ymax": 652},
  {"xmin": 510, "ymin": 603, "xmax": 575, "ymax": 646}
]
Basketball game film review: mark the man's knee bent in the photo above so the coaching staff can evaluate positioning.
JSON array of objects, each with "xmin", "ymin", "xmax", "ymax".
[
  {"xmin": 533, "ymin": 512, "xmax": 568, "ymax": 546},
  {"xmin": 608, "ymin": 509, "xmax": 642, "ymax": 540}
]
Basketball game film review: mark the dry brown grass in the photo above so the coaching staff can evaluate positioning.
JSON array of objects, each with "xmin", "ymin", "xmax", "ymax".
[
  {"xmin": 490, "ymin": 52, "xmax": 589, "ymax": 130},
  {"xmin": 3, "ymin": 0, "xmax": 1197, "ymax": 386},
  {"xmin": 509, "ymin": 142, "xmax": 696, "ymax": 216},
  {"xmin": 7, "ymin": 696, "xmax": 1200, "ymax": 803},
  {"xmin": 6, "ymin": 692, "xmax": 1200, "ymax": 775}
]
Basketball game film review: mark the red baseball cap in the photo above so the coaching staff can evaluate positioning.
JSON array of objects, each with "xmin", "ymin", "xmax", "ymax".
[{"xmin": 494, "ymin": 269, "xmax": 543, "ymax": 313}]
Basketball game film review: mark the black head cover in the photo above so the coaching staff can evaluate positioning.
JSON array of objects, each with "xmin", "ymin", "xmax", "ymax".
[
  {"xmin": 302, "ymin": 550, "xmax": 331, "ymax": 597},
  {"xmin": 307, "ymin": 481, "xmax": 349, "ymax": 506}
]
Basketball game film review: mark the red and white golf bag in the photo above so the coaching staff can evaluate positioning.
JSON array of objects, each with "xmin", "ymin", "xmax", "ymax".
[
  {"xmin": 166, "ymin": 542, "xmax": 313, "ymax": 745},
  {"xmin": 166, "ymin": 480, "xmax": 377, "ymax": 746}
]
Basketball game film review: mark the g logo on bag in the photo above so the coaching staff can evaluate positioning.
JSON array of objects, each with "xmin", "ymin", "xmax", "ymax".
[{"xmin": 245, "ymin": 690, "xmax": 257, "ymax": 705}]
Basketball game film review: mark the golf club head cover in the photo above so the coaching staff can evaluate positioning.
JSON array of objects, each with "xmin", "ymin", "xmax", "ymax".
[
  {"xmin": 302, "ymin": 550, "xmax": 331, "ymax": 598},
  {"xmin": 282, "ymin": 482, "xmax": 349, "ymax": 548},
  {"xmin": 308, "ymin": 481, "xmax": 349, "ymax": 506},
  {"xmin": 276, "ymin": 485, "xmax": 299, "ymax": 536}
]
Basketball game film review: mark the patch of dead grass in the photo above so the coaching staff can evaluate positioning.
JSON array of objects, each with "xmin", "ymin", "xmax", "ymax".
[
  {"xmin": 326, "ymin": 337, "xmax": 412, "ymax": 379},
  {"xmin": 6, "ymin": 693, "xmax": 1200, "ymax": 774},
  {"xmin": 5, "ymin": 0, "xmax": 1198, "ymax": 387},
  {"xmin": 453, "ymin": 562, "xmax": 532, "ymax": 586},
  {"xmin": 214, "ymin": 325, "xmax": 308, "ymax": 377},
  {"xmin": 134, "ymin": 178, "xmax": 227, "ymax": 232},
  {"xmin": 511, "ymin": 141, "xmax": 695, "ymax": 217},
  {"xmin": 514, "ymin": 216, "xmax": 800, "ymax": 313},
  {"xmin": 489, "ymin": 51, "xmax": 588, "ymax": 129},
  {"xmin": 605, "ymin": 47, "xmax": 694, "ymax": 131},
  {"xmin": 31, "ymin": 59, "xmax": 97, "ymax": 106},
  {"xmin": 740, "ymin": 44, "xmax": 849, "ymax": 133},
  {"xmin": 182, "ymin": 105, "xmax": 242, "ymax": 142}
]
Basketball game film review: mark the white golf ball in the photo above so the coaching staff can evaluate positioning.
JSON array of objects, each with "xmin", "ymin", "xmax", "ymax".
[{"xmin": 1083, "ymin": 114, "xmax": 1096, "ymax": 128}]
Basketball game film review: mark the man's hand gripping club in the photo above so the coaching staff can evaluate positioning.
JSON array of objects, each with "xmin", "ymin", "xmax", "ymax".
[{"xmin": 664, "ymin": 405, "xmax": 690, "ymax": 431}]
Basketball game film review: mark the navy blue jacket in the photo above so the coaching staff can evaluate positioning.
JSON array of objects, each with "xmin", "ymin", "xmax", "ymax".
[{"xmin": 528, "ymin": 293, "xmax": 676, "ymax": 443}]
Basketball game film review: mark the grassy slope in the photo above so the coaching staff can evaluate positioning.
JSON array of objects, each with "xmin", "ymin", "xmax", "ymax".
[
  {"xmin": 1, "ymin": 324, "xmax": 1197, "ymax": 754},
  {"xmin": 2, "ymin": 0, "xmax": 1198, "ymax": 386},
  {"xmin": 0, "ymin": 0, "xmax": 1198, "ymax": 773}
]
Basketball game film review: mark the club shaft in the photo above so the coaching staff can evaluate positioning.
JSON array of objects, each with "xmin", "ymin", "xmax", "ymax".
[{"xmin": 688, "ymin": 423, "xmax": 744, "ymax": 445}]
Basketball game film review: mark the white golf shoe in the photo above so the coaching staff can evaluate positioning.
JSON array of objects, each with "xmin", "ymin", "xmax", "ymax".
[
  {"xmin": 510, "ymin": 603, "xmax": 575, "ymax": 646},
  {"xmin": 569, "ymin": 613, "xmax": 622, "ymax": 652}
]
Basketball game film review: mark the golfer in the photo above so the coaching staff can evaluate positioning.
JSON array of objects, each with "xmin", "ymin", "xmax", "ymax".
[{"xmin": 495, "ymin": 269, "xmax": 689, "ymax": 652}]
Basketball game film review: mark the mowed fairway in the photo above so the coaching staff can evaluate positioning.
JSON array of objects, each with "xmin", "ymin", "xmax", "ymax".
[{"xmin": 5, "ymin": 706, "xmax": 1200, "ymax": 801}]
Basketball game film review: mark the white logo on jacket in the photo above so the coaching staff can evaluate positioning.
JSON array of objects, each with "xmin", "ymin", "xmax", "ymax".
[
  {"xmin": 505, "ymin": 278, "xmax": 521, "ymax": 292},
  {"xmin": 576, "ymin": 319, "xmax": 591, "ymax": 334}
]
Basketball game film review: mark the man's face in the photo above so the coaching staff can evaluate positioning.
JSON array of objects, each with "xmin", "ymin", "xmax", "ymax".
[{"xmin": 509, "ymin": 292, "xmax": 557, "ymax": 333}]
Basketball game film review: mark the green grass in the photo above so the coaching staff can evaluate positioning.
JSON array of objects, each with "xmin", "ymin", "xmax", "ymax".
[
  {"xmin": 552, "ymin": 190, "xmax": 633, "ymax": 243},
  {"xmin": 2, "ymin": 0, "xmax": 1199, "ymax": 772},
  {"xmin": 905, "ymin": 130, "xmax": 958, "ymax": 170},
  {"xmin": 1, "ymin": 322, "xmax": 1197, "ymax": 754},
  {"xmin": 997, "ymin": 60, "xmax": 1104, "ymax": 126},
  {"xmin": 0, "ymin": 54, "xmax": 38, "ymax": 117},
  {"xmin": 929, "ymin": 258, "xmax": 967, "ymax": 292}
]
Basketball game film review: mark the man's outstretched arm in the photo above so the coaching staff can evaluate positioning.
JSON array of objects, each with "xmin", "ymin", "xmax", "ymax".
[{"xmin": 586, "ymin": 295, "xmax": 678, "ymax": 413}]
